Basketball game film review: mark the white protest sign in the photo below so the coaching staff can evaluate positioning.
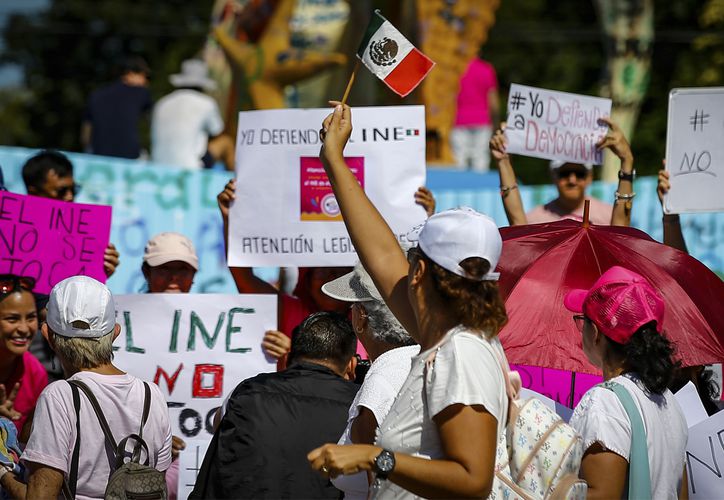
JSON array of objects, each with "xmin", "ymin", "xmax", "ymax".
[
  {"xmin": 504, "ymin": 84, "xmax": 611, "ymax": 165},
  {"xmin": 113, "ymin": 294, "xmax": 277, "ymax": 440},
  {"xmin": 664, "ymin": 87, "xmax": 724, "ymax": 213},
  {"xmin": 178, "ymin": 439, "xmax": 210, "ymax": 500},
  {"xmin": 685, "ymin": 410, "xmax": 724, "ymax": 498},
  {"xmin": 519, "ymin": 388, "xmax": 573, "ymax": 423},
  {"xmin": 229, "ymin": 106, "xmax": 427, "ymax": 267},
  {"xmin": 675, "ymin": 381, "xmax": 710, "ymax": 429}
]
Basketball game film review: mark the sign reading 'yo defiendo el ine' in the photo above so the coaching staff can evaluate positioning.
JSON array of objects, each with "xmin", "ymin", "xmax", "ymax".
[
  {"xmin": 228, "ymin": 106, "xmax": 428, "ymax": 267},
  {"xmin": 505, "ymin": 84, "xmax": 612, "ymax": 165}
]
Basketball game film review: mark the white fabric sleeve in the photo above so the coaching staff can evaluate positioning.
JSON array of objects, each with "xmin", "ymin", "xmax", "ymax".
[
  {"xmin": 150, "ymin": 384, "xmax": 173, "ymax": 472},
  {"xmin": 569, "ymin": 386, "xmax": 632, "ymax": 460},
  {"xmin": 356, "ymin": 371, "xmax": 399, "ymax": 426},
  {"xmin": 21, "ymin": 384, "xmax": 74, "ymax": 474},
  {"xmin": 425, "ymin": 334, "xmax": 504, "ymax": 425},
  {"xmin": 205, "ymin": 101, "xmax": 224, "ymax": 137}
]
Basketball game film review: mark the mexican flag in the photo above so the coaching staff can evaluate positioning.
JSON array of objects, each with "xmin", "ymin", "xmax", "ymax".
[{"xmin": 357, "ymin": 10, "xmax": 435, "ymax": 98}]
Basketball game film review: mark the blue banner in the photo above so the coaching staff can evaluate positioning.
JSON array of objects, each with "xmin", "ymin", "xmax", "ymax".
[{"xmin": 2, "ymin": 146, "xmax": 721, "ymax": 296}]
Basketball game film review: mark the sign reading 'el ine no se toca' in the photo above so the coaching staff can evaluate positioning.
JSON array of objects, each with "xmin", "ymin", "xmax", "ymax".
[
  {"xmin": 0, "ymin": 191, "xmax": 112, "ymax": 293},
  {"xmin": 505, "ymin": 84, "xmax": 612, "ymax": 165},
  {"xmin": 228, "ymin": 106, "xmax": 428, "ymax": 267},
  {"xmin": 112, "ymin": 294, "xmax": 277, "ymax": 440}
]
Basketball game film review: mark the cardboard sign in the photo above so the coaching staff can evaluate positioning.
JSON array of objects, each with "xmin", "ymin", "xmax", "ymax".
[
  {"xmin": 228, "ymin": 106, "xmax": 427, "ymax": 267},
  {"xmin": 676, "ymin": 381, "xmax": 710, "ymax": 429},
  {"xmin": 178, "ymin": 439, "xmax": 210, "ymax": 500},
  {"xmin": 664, "ymin": 87, "xmax": 724, "ymax": 213},
  {"xmin": 686, "ymin": 410, "xmax": 724, "ymax": 498},
  {"xmin": 0, "ymin": 191, "xmax": 111, "ymax": 293},
  {"xmin": 505, "ymin": 84, "xmax": 611, "ymax": 165},
  {"xmin": 112, "ymin": 294, "xmax": 277, "ymax": 440}
]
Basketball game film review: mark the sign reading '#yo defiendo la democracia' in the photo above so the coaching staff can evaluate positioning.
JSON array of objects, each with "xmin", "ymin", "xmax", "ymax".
[
  {"xmin": 505, "ymin": 84, "xmax": 612, "ymax": 165},
  {"xmin": 112, "ymin": 294, "xmax": 277, "ymax": 440},
  {"xmin": 228, "ymin": 106, "xmax": 427, "ymax": 267}
]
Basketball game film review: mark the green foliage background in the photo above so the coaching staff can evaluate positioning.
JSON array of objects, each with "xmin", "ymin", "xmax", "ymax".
[{"xmin": 1, "ymin": 0, "xmax": 722, "ymax": 186}]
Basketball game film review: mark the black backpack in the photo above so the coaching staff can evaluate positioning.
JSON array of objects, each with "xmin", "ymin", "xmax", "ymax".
[{"xmin": 63, "ymin": 380, "xmax": 167, "ymax": 500}]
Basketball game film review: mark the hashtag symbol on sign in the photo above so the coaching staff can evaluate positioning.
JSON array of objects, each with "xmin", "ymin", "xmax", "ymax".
[
  {"xmin": 510, "ymin": 92, "xmax": 526, "ymax": 111},
  {"xmin": 689, "ymin": 109, "xmax": 710, "ymax": 131}
]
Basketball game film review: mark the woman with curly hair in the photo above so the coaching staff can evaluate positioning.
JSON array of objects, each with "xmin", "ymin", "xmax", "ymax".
[
  {"xmin": 564, "ymin": 266, "xmax": 688, "ymax": 499},
  {"xmin": 307, "ymin": 103, "xmax": 510, "ymax": 498}
]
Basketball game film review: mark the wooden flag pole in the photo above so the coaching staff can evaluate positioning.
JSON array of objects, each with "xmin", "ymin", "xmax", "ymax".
[
  {"xmin": 582, "ymin": 199, "xmax": 591, "ymax": 229},
  {"xmin": 341, "ymin": 60, "xmax": 360, "ymax": 106}
]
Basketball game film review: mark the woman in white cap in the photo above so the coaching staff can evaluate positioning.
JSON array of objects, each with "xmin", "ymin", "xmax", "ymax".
[
  {"xmin": 308, "ymin": 103, "xmax": 510, "ymax": 498},
  {"xmin": 142, "ymin": 232, "xmax": 199, "ymax": 293},
  {"xmin": 141, "ymin": 232, "xmax": 198, "ymax": 500}
]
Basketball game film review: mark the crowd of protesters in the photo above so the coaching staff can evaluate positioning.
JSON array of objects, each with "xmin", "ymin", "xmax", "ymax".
[{"xmin": 0, "ymin": 59, "xmax": 720, "ymax": 500}]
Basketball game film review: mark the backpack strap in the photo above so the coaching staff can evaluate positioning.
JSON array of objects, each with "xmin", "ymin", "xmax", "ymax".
[
  {"xmin": 61, "ymin": 382, "xmax": 82, "ymax": 500},
  {"xmin": 68, "ymin": 380, "xmax": 118, "ymax": 453},
  {"xmin": 122, "ymin": 382, "xmax": 152, "ymax": 466},
  {"xmin": 601, "ymin": 380, "xmax": 652, "ymax": 500},
  {"xmin": 139, "ymin": 381, "xmax": 151, "ymax": 439}
]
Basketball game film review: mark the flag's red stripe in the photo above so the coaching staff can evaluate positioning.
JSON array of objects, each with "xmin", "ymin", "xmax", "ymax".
[{"xmin": 383, "ymin": 48, "xmax": 435, "ymax": 98}]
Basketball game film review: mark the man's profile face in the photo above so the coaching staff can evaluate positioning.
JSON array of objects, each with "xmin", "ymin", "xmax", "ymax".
[
  {"xmin": 34, "ymin": 169, "xmax": 77, "ymax": 202},
  {"xmin": 553, "ymin": 164, "xmax": 591, "ymax": 202}
]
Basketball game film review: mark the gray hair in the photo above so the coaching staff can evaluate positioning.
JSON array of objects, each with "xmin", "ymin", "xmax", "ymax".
[
  {"xmin": 51, "ymin": 331, "xmax": 114, "ymax": 369},
  {"xmin": 362, "ymin": 299, "xmax": 415, "ymax": 347}
]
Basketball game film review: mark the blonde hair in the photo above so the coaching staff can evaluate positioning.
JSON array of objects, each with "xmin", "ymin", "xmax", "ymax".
[{"xmin": 51, "ymin": 331, "xmax": 114, "ymax": 369}]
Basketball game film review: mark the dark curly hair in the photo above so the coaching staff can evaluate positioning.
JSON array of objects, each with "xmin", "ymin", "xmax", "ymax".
[
  {"xmin": 415, "ymin": 248, "xmax": 508, "ymax": 338},
  {"xmin": 606, "ymin": 321, "xmax": 679, "ymax": 394}
]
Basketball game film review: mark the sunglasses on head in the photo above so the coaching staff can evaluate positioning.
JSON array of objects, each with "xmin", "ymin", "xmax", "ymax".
[
  {"xmin": 0, "ymin": 275, "xmax": 36, "ymax": 296},
  {"xmin": 557, "ymin": 169, "xmax": 588, "ymax": 180}
]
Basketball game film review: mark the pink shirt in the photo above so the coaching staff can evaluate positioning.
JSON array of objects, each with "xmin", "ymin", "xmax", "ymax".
[
  {"xmin": 7, "ymin": 351, "xmax": 48, "ymax": 436},
  {"xmin": 526, "ymin": 197, "xmax": 613, "ymax": 225},
  {"xmin": 455, "ymin": 58, "xmax": 498, "ymax": 127}
]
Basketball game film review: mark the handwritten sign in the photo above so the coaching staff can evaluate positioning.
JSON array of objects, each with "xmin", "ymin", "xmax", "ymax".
[
  {"xmin": 664, "ymin": 87, "xmax": 724, "ymax": 214},
  {"xmin": 112, "ymin": 294, "xmax": 277, "ymax": 439},
  {"xmin": 0, "ymin": 191, "xmax": 111, "ymax": 293},
  {"xmin": 228, "ymin": 106, "xmax": 427, "ymax": 267},
  {"xmin": 505, "ymin": 84, "xmax": 611, "ymax": 165},
  {"xmin": 685, "ymin": 410, "xmax": 724, "ymax": 498},
  {"xmin": 178, "ymin": 439, "xmax": 210, "ymax": 500}
]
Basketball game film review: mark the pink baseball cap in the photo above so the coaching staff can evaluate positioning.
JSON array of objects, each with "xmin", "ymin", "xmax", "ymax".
[{"xmin": 564, "ymin": 266, "xmax": 665, "ymax": 344}]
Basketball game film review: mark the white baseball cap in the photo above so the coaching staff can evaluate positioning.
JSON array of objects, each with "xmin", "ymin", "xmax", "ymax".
[
  {"xmin": 46, "ymin": 276, "xmax": 116, "ymax": 339},
  {"xmin": 322, "ymin": 261, "xmax": 383, "ymax": 302},
  {"xmin": 143, "ymin": 232, "xmax": 199, "ymax": 270},
  {"xmin": 408, "ymin": 207, "xmax": 502, "ymax": 281}
]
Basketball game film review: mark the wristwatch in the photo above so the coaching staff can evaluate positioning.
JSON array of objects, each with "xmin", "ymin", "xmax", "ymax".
[
  {"xmin": 618, "ymin": 169, "xmax": 636, "ymax": 182},
  {"xmin": 373, "ymin": 449, "xmax": 396, "ymax": 479}
]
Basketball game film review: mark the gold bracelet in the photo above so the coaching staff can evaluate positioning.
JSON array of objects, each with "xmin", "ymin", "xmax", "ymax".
[{"xmin": 500, "ymin": 184, "xmax": 518, "ymax": 197}]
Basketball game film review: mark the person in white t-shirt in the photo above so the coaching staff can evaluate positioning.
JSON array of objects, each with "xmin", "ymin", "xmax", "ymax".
[
  {"xmin": 0, "ymin": 276, "xmax": 172, "ymax": 500},
  {"xmin": 307, "ymin": 103, "xmax": 510, "ymax": 498},
  {"xmin": 322, "ymin": 261, "xmax": 419, "ymax": 500},
  {"xmin": 151, "ymin": 59, "xmax": 234, "ymax": 170},
  {"xmin": 564, "ymin": 266, "xmax": 688, "ymax": 499}
]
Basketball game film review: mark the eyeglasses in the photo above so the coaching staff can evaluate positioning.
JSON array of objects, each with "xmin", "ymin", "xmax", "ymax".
[
  {"xmin": 56, "ymin": 183, "xmax": 81, "ymax": 198},
  {"xmin": 557, "ymin": 169, "xmax": 588, "ymax": 180},
  {"xmin": 573, "ymin": 314, "xmax": 588, "ymax": 333},
  {"xmin": 0, "ymin": 275, "xmax": 36, "ymax": 296}
]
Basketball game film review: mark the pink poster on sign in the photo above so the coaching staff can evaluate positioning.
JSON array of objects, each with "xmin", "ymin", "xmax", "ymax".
[
  {"xmin": 511, "ymin": 364, "xmax": 603, "ymax": 408},
  {"xmin": 300, "ymin": 156, "xmax": 364, "ymax": 221},
  {"xmin": 0, "ymin": 192, "xmax": 112, "ymax": 294}
]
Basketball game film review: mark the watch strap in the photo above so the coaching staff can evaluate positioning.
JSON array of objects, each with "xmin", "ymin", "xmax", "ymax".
[{"xmin": 618, "ymin": 169, "xmax": 635, "ymax": 182}]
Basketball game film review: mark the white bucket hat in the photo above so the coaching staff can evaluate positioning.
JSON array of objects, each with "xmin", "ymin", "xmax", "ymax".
[
  {"xmin": 322, "ymin": 261, "xmax": 383, "ymax": 302},
  {"xmin": 169, "ymin": 59, "xmax": 217, "ymax": 91},
  {"xmin": 47, "ymin": 276, "xmax": 116, "ymax": 339},
  {"xmin": 408, "ymin": 207, "xmax": 502, "ymax": 281}
]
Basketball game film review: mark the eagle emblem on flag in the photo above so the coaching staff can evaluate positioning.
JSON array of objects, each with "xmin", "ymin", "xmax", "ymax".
[{"xmin": 369, "ymin": 37, "xmax": 399, "ymax": 67}]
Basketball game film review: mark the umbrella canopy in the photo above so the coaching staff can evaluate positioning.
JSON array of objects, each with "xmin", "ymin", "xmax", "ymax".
[{"xmin": 497, "ymin": 218, "xmax": 724, "ymax": 374}]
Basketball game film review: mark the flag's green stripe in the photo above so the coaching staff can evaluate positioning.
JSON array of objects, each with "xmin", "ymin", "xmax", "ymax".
[{"xmin": 357, "ymin": 11, "xmax": 386, "ymax": 57}]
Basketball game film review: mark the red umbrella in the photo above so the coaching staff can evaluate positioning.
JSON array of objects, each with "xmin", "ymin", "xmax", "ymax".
[{"xmin": 496, "ymin": 214, "xmax": 724, "ymax": 376}]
